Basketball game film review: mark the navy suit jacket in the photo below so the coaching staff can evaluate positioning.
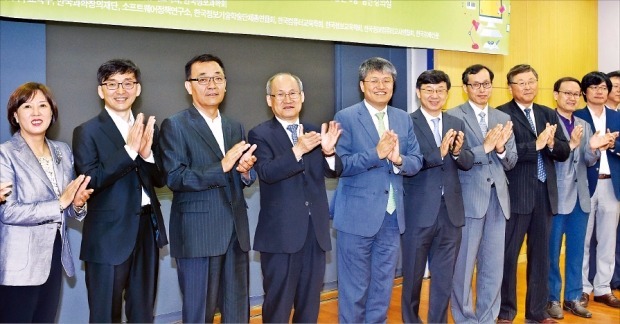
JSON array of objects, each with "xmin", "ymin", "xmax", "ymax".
[
  {"xmin": 332, "ymin": 102, "xmax": 423, "ymax": 237},
  {"xmin": 159, "ymin": 107, "xmax": 256, "ymax": 258},
  {"xmin": 73, "ymin": 110, "xmax": 168, "ymax": 265},
  {"xmin": 497, "ymin": 100, "xmax": 570, "ymax": 215},
  {"xmin": 404, "ymin": 109, "xmax": 474, "ymax": 228},
  {"xmin": 248, "ymin": 118, "xmax": 342, "ymax": 254},
  {"xmin": 574, "ymin": 106, "xmax": 620, "ymax": 199}
]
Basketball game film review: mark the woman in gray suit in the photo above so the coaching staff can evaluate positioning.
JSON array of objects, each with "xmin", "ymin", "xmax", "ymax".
[{"xmin": 0, "ymin": 82, "xmax": 93, "ymax": 322}]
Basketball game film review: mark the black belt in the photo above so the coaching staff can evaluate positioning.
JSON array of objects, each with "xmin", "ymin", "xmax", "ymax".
[{"xmin": 140, "ymin": 204, "xmax": 153, "ymax": 215}]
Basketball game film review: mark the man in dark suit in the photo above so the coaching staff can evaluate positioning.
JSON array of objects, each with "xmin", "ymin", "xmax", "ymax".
[
  {"xmin": 496, "ymin": 64, "xmax": 570, "ymax": 324},
  {"xmin": 332, "ymin": 57, "xmax": 423, "ymax": 323},
  {"xmin": 448, "ymin": 64, "xmax": 517, "ymax": 323},
  {"xmin": 248, "ymin": 72, "xmax": 342, "ymax": 322},
  {"xmin": 73, "ymin": 59, "xmax": 169, "ymax": 322},
  {"xmin": 576, "ymin": 71, "xmax": 620, "ymax": 309},
  {"xmin": 401, "ymin": 70, "xmax": 474, "ymax": 323},
  {"xmin": 159, "ymin": 54, "xmax": 257, "ymax": 323}
]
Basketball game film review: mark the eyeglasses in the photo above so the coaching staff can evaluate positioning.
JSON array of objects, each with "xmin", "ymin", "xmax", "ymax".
[
  {"xmin": 101, "ymin": 81, "xmax": 138, "ymax": 91},
  {"xmin": 363, "ymin": 78, "xmax": 393, "ymax": 87},
  {"xmin": 588, "ymin": 85, "xmax": 608, "ymax": 92},
  {"xmin": 419, "ymin": 88, "xmax": 448, "ymax": 95},
  {"xmin": 509, "ymin": 80, "xmax": 538, "ymax": 88},
  {"xmin": 466, "ymin": 82, "xmax": 492, "ymax": 90},
  {"xmin": 269, "ymin": 90, "xmax": 301, "ymax": 101},
  {"xmin": 557, "ymin": 91, "xmax": 581, "ymax": 99},
  {"xmin": 188, "ymin": 76, "xmax": 226, "ymax": 85}
]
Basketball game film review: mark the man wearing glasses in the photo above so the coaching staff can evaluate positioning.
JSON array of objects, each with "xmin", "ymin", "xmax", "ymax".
[
  {"xmin": 248, "ymin": 72, "xmax": 342, "ymax": 322},
  {"xmin": 332, "ymin": 57, "xmax": 423, "ymax": 323},
  {"xmin": 159, "ymin": 54, "xmax": 257, "ymax": 322},
  {"xmin": 576, "ymin": 71, "xmax": 620, "ymax": 309},
  {"xmin": 401, "ymin": 69, "xmax": 473, "ymax": 323},
  {"xmin": 447, "ymin": 64, "xmax": 517, "ymax": 323},
  {"xmin": 73, "ymin": 59, "xmax": 168, "ymax": 322},
  {"xmin": 547, "ymin": 77, "xmax": 608, "ymax": 319},
  {"xmin": 496, "ymin": 64, "xmax": 570, "ymax": 324}
]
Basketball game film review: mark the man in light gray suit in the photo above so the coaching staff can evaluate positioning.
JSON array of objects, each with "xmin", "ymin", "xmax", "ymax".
[
  {"xmin": 448, "ymin": 64, "xmax": 517, "ymax": 323},
  {"xmin": 546, "ymin": 77, "xmax": 607, "ymax": 319}
]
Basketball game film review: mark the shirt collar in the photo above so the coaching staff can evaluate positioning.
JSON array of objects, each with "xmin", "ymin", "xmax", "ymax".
[
  {"xmin": 468, "ymin": 101, "xmax": 489, "ymax": 116},
  {"xmin": 419, "ymin": 107, "xmax": 441, "ymax": 123},
  {"xmin": 363, "ymin": 100, "xmax": 387, "ymax": 117},
  {"xmin": 104, "ymin": 106, "xmax": 134, "ymax": 126}
]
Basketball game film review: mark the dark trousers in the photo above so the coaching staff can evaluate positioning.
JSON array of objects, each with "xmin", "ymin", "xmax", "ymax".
[
  {"xmin": 176, "ymin": 231, "xmax": 249, "ymax": 323},
  {"xmin": 85, "ymin": 209, "xmax": 159, "ymax": 323},
  {"xmin": 260, "ymin": 219, "xmax": 326, "ymax": 323},
  {"xmin": 0, "ymin": 231, "xmax": 62, "ymax": 323},
  {"xmin": 500, "ymin": 182, "xmax": 552, "ymax": 321},
  {"xmin": 401, "ymin": 198, "xmax": 462, "ymax": 324}
]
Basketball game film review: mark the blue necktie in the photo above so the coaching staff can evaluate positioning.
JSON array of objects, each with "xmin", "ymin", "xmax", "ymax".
[
  {"xmin": 287, "ymin": 124, "xmax": 299, "ymax": 145},
  {"xmin": 524, "ymin": 108, "xmax": 546, "ymax": 182},
  {"xmin": 376, "ymin": 112, "xmax": 396, "ymax": 214}
]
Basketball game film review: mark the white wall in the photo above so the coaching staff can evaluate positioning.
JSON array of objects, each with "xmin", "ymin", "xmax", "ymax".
[{"xmin": 598, "ymin": 0, "xmax": 620, "ymax": 72}]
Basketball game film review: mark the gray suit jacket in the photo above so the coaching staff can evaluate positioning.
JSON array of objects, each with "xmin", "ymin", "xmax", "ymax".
[
  {"xmin": 332, "ymin": 102, "xmax": 423, "ymax": 236},
  {"xmin": 160, "ymin": 107, "xmax": 256, "ymax": 258},
  {"xmin": 447, "ymin": 103, "xmax": 517, "ymax": 219},
  {"xmin": 555, "ymin": 116, "xmax": 599, "ymax": 214},
  {"xmin": 0, "ymin": 132, "xmax": 85, "ymax": 285}
]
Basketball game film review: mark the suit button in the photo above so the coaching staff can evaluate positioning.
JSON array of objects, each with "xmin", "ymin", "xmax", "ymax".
[
  {"xmin": 575, "ymin": 179, "xmax": 578, "ymax": 182},
  {"xmin": 489, "ymin": 160, "xmax": 493, "ymax": 164},
  {"xmin": 574, "ymin": 160, "xmax": 578, "ymax": 163},
  {"xmin": 305, "ymin": 201, "xmax": 309, "ymax": 206},
  {"xmin": 487, "ymin": 178, "xmax": 492, "ymax": 182},
  {"xmin": 384, "ymin": 190, "xmax": 389, "ymax": 194}
]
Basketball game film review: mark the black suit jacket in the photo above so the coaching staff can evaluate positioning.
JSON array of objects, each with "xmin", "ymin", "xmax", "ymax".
[
  {"xmin": 73, "ymin": 110, "xmax": 168, "ymax": 265},
  {"xmin": 248, "ymin": 118, "xmax": 342, "ymax": 254},
  {"xmin": 497, "ymin": 100, "xmax": 570, "ymax": 214},
  {"xmin": 159, "ymin": 107, "xmax": 255, "ymax": 258},
  {"xmin": 403, "ymin": 110, "xmax": 474, "ymax": 228}
]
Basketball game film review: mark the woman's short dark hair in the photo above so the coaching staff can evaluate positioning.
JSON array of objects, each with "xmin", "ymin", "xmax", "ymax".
[{"xmin": 7, "ymin": 82, "xmax": 58, "ymax": 134}]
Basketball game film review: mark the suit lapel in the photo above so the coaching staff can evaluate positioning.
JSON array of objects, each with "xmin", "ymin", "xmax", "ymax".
[
  {"xmin": 12, "ymin": 133, "xmax": 56, "ymax": 194},
  {"xmin": 98, "ymin": 111, "xmax": 126, "ymax": 150},
  {"xmin": 188, "ymin": 107, "xmax": 224, "ymax": 159},
  {"xmin": 533, "ymin": 104, "xmax": 546, "ymax": 135},
  {"xmin": 356, "ymin": 103, "xmax": 381, "ymax": 144},
  {"xmin": 48, "ymin": 140, "xmax": 66, "ymax": 192},
  {"xmin": 411, "ymin": 109, "xmax": 438, "ymax": 148},
  {"xmin": 269, "ymin": 118, "xmax": 294, "ymax": 150},
  {"xmin": 460, "ymin": 103, "xmax": 485, "ymax": 143},
  {"xmin": 509, "ymin": 100, "xmax": 536, "ymax": 136}
]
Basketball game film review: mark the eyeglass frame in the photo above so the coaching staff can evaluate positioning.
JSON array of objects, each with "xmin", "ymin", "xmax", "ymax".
[
  {"xmin": 587, "ymin": 85, "xmax": 609, "ymax": 92},
  {"xmin": 362, "ymin": 78, "xmax": 394, "ymax": 87},
  {"xmin": 100, "ymin": 81, "xmax": 139, "ymax": 91},
  {"xmin": 188, "ymin": 76, "xmax": 226, "ymax": 85},
  {"xmin": 269, "ymin": 90, "xmax": 302, "ymax": 101},
  {"xmin": 465, "ymin": 82, "xmax": 493, "ymax": 90},
  {"xmin": 556, "ymin": 90, "xmax": 581, "ymax": 99},
  {"xmin": 509, "ymin": 79, "xmax": 538, "ymax": 88},
  {"xmin": 419, "ymin": 88, "xmax": 448, "ymax": 95}
]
